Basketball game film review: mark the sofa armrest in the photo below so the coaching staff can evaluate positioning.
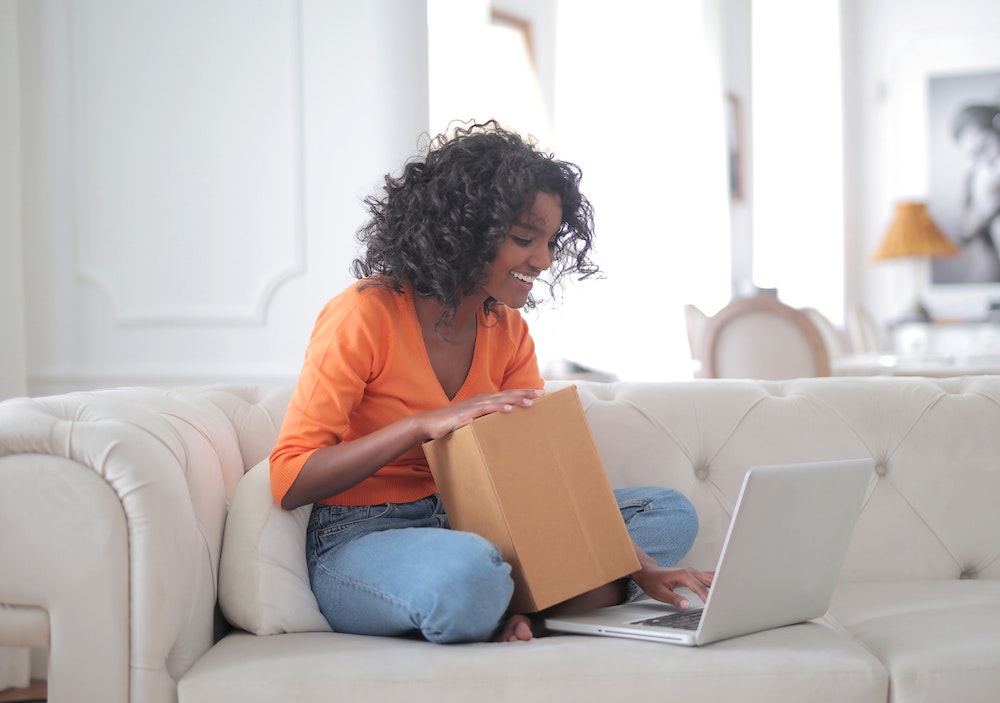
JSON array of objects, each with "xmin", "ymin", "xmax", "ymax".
[
  {"xmin": 0, "ymin": 454, "xmax": 129, "ymax": 703},
  {"xmin": 0, "ymin": 389, "xmax": 241, "ymax": 703}
]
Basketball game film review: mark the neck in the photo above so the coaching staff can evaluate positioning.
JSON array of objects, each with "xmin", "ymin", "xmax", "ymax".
[{"xmin": 413, "ymin": 293, "xmax": 485, "ymax": 339}]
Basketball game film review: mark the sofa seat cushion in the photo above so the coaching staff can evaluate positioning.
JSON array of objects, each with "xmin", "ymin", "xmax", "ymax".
[
  {"xmin": 829, "ymin": 581, "xmax": 1000, "ymax": 703},
  {"xmin": 178, "ymin": 625, "xmax": 887, "ymax": 703}
]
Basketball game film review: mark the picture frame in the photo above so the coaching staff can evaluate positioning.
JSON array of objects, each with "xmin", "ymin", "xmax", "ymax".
[{"xmin": 927, "ymin": 70, "xmax": 1000, "ymax": 286}]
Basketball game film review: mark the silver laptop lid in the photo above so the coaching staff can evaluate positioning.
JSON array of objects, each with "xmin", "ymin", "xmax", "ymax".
[
  {"xmin": 543, "ymin": 458, "xmax": 873, "ymax": 646},
  {"xmin": 695, "ymin": 458, "xmax": 872, "ymax": 644}
]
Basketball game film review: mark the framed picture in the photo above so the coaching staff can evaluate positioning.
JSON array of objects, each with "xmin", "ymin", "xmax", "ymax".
[
  {"xmin": 927, "ymin": 70, "xmax": 1000, "ymax": 285},
  {"xmin": 725, "ymin": 93, "xmax": 744, "ymax": 201}
]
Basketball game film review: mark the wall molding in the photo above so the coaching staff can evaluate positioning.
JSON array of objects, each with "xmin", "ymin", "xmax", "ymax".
[
  {"xmin": 27, "ymin": 369, "xmax": 299, "ymax": 397},
  {"xmin": 70, "ymin": 0, "xmax": 307, "ymax": 326}
]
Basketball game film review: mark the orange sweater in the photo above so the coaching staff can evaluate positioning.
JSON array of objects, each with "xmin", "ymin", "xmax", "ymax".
[{"xmin": 270, "ymin": 281, "xmax": 544, "ymax": 507}]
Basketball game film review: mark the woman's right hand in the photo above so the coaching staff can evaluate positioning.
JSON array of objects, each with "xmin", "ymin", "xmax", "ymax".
[{"xmin": 419, "ymin": 388, "xmax": 545, "ymax": 441}]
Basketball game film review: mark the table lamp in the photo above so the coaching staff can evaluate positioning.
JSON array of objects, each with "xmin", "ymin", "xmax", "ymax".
[{"xmin": 871, "ymin": 202, "xmax": 958, "ymax": 322}]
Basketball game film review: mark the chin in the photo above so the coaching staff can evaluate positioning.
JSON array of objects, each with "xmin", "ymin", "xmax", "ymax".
[{"xmin": 496, "ymin": 295, "xmax": 529, "ymax": 310}]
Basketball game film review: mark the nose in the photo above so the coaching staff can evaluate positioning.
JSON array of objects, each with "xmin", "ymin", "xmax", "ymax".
[{"xmin": 530, "ymin": 244, "xmax": 552, "ymax": 272}]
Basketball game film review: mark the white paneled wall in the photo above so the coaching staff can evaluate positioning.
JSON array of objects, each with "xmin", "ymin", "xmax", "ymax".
[
  {"xmin": 1, "ymin": 2, "xmax": 26, "ymax": 400},
  {"xmin": 16, "ymin": 0, "xmax": 429, "ymax": 396},
  {"xmin": 71, "ymin": 0, "xmax": 306, "ymax": 325}
]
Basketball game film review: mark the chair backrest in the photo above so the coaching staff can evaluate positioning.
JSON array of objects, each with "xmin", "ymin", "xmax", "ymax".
[
  {"xmin": 802, "ymin": 307, "xmax": 851, "ymax": 357},
  {"xmin": 683, "ymin": 304, "xmax": 709, "ymax": 370},
  {"xmin": 847, "ymin": 305, "xmax": 883, "ymax": 354},
  {"xmin": 700, "ymin": 296, "xmax": 831, "ymax": 379}
]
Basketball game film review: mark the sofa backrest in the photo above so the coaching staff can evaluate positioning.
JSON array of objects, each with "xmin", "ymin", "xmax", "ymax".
[
  {"xmin": 185, "ymin": 385, "xmax": 295, "ymax": 486},
  {"xmin": 196, "ymin": 377, "xmax": 1000, "ymax": 586},
  {"xmin": 553, "ymin": 377, "xmax": 1000, "ymax": 584},
  {"xmin": 195, "ymin": 378, "xmax": 1000, "ymax": 586}
]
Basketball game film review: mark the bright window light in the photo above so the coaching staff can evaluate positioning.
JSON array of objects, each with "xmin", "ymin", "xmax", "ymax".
[{"xmin": 752, "ymin": 0, "xmax": 844, "ymax": 324}]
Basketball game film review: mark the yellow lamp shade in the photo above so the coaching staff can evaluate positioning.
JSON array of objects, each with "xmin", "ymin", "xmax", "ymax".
[{"xmin": 871, "ymin": 202, "xmax": 959, "ymax": 261}]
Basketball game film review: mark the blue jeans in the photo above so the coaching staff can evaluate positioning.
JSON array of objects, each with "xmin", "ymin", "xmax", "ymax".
[{"xmin": 305, "ymin": 486, "xmax": 699, "ymax": 643}]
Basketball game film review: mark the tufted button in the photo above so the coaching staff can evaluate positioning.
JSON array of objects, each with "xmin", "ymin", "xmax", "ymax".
[
  {"xmin": 695, "ymin": 468, "xmax": 709, "ymax": 481},
  {"xmin": 875, "ymin": 463, "xmax": 887, "ymax": 477}
]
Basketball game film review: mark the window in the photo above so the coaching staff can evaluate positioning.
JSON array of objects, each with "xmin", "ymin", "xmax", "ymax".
[
  {"xmin": 429, "ymin": 0, "xmax": 731, "ymax": 380},
  {"xmin": 752, "ymin": 0, "xmax": 844, "ymax": 324}
]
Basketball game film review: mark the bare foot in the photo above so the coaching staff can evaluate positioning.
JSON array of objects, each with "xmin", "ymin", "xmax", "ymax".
[{"xmin": 493, "ymin": 614, "xmax": 534, "ymax": 642}]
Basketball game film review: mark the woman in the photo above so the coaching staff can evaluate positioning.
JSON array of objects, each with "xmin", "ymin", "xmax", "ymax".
[
  {"xmin": 270, "ymin": 121, "xmax": 713, "ymax": 643},
  {"xmin": 951, "ymin": 104, "xmax": 1000, "ymax": 282}
]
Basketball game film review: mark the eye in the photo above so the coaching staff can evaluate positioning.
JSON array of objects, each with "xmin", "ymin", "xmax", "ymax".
[{"xmin": 512, "ymin": 235, "xmax": 533, "ymax": 247}]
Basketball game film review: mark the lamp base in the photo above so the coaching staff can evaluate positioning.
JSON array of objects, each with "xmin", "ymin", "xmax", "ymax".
[{"xmin": 897, "ymin": 299, "xmax": 932, "ymax": 324}]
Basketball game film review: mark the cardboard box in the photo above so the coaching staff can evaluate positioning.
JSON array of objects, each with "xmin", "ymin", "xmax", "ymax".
[{"xmin": 423, "ymin": 386, "xmax": 640, "ymax": 613}]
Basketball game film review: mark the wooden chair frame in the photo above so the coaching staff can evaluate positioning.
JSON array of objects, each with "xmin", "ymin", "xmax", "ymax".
[{"xmin": 699, "ymin": 296, "xmax": 831, "ymax": 379}]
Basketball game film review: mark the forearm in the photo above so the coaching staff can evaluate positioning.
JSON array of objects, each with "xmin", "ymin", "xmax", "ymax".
[
  {"xmin": 279, "ymin": 389, "xmax": 543, "ymax": 510},
  {"xmin": 280, "ymin": 415, "xmax": 425, "ymax": 510}
]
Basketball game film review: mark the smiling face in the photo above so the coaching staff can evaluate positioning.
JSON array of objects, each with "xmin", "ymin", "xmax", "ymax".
[{"xmin": 482, "ymin": 191, "xmax": 563, "ymax": 309}]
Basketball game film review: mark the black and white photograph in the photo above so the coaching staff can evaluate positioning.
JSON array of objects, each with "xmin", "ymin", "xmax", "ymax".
[{"xmin": 928, "ymin": 70, "xmax": 1000, "ymax": 284}]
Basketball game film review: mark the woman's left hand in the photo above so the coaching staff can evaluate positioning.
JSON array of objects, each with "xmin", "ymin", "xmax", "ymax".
[{"xmin": 632, "ymin": 565, "xmax": 714, "ymax": 610}]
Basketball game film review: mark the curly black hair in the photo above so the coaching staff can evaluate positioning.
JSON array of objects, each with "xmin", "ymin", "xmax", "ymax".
[{"xmin": 351, "ymin": 120, "xmax": 599, "ymax": 325}]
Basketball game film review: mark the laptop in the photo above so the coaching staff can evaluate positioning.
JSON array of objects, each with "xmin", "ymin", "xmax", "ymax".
[{"xmin": 544, "ymin": 458, "xmax": 873, "ymax": 646}]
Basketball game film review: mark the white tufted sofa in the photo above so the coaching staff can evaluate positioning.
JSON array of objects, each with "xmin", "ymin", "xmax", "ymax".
[{"xmin": 1, "ymin": 376, "xmax": 999, "ymax": 703}]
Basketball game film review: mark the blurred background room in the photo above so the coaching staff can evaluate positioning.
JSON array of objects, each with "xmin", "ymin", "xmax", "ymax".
[{"xmin": 5, "ymin": 0, "xmax": 1000, "ymax": 399}]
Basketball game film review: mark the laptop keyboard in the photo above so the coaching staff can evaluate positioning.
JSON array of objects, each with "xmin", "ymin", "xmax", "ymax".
[{"xmin": 629, "ymin": 608, "xmax": 704, "ymax": 630}]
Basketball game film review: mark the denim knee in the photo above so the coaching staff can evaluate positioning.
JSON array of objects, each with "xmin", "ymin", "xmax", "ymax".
[
  {"xmin": 616, "ymin": 486, "xmax": 700, "ymax": 567},
  {"xmin": 307, "ymin": 517, "xmax": 513, "ymax": 644},
  {"xmin": 418, "ymin": 531, "xmax": 514, "ymax": 643}
]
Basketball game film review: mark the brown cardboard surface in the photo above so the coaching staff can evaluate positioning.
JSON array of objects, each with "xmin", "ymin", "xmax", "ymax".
[{"xmin": 423, "ymin": 386, "xmax": 640, "ymax": 613}]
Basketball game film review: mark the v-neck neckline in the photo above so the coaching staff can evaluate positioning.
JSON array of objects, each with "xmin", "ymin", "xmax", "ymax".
[{"xmin": 406, "ymin": 287, "xmax": 483, "ymax": 402}]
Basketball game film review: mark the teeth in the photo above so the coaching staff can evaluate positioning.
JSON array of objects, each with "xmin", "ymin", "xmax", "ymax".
[{"xmin": 512, "ymin": 271, "xmax": 535, "ymax": 283}]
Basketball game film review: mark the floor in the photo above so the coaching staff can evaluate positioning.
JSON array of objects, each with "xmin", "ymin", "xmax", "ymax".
[{"xmin": 0, "ymin": 680, "xmax": 46, "ymax": 702}]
